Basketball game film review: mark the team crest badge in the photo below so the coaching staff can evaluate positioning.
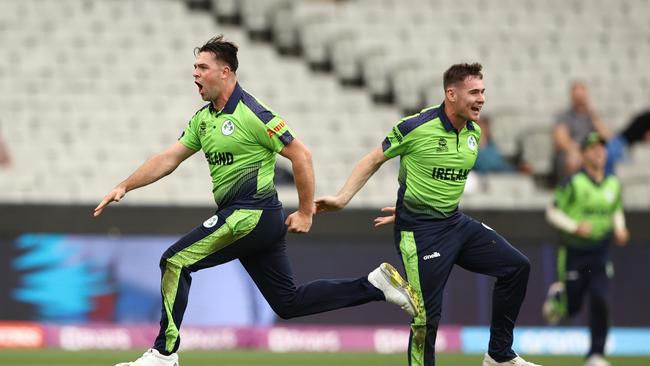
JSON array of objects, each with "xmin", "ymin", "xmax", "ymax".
[
  {"xmin": 467, "ymin": 135, "xmax": 478, "ymax": 151},
  {"xmin": 603, "ymin": 189, "xmax": 615, "ymax": 203},
  {"xmin": 222, "ymin": 120, "xmax": 235, "ymax": 136},
  {"xmin": 203, "ymin": 215, "xmax": 219, "ymax": 228}
]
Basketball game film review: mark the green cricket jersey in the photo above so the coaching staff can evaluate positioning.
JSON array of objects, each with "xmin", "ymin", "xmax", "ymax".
[
  {"xmin": 382, "ymin": 103, "xmax": 481, "ymax": 227},
  {"xmin": 179, "ymin": 83, "xmax": 294, "ymax": 209},
  {"xmin": 554, "ymin": 171, "xmax": 623, "ymax": 247}
]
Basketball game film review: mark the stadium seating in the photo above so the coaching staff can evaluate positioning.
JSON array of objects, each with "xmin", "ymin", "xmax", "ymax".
[{"xmin": 0, "ymin": 0, "xmax": 648, "ymax": 209}]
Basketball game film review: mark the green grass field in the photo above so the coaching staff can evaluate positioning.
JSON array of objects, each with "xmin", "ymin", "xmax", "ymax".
[{"xmin": 0, "ymin": 350, "xmax": 648, "ymax": 366}]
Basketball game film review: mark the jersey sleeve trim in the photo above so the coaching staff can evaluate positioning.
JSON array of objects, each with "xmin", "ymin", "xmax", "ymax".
[
  {"xmin": 381, "ymin": 137, "xmax": 391, "ymax": 152},
  {"xmin": 397, "ymin": 107, "xmax": 439, "ymax": 137},
  {"xmin": 277, "ymin": 130, "xmax": 294, "ymax": 146},
  {"xmin": 241, "ymin": 90, "xmax": 275, "ymax": 123}
]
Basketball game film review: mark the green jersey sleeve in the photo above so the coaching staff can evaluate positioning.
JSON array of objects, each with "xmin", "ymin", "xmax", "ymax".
[
  {"xmin": 614, "ymin": 183, "xmax": 624, "ymax": 212},
  {"xmin": 255, "ymin": 116, "xmax": 295, "ymax": 153},
  {"xmin": 178, "ymin": 114, "xmax": 202, "ymax": 151},
  {"xmin": 554, "ymin": 180, "xmax": 575, "ymax": 212},
  {"xmin": 382, "ymin": 125, "xmax": 410, "ymax": 158}
]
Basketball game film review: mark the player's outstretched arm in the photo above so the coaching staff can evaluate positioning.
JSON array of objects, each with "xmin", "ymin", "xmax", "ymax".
[
  {"xmin": 316, "ymin": 146, "xmax": 389, "ymax": 213},
  {"xmin": 280, "ymin": 138, "xmax": 315, "ymax": 233},
  {"xmin": 373, "ymin": 206, "xmax": 396, "ymax": 227},
  {"xmin": 93, "ymin": 141, "xmax": 196, "ymax": 217}
]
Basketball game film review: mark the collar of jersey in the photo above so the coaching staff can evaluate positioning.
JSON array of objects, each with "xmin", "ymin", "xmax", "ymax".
[
  {"xmin": 439, "ymin": 102, "xmax": 476, "ymax": 132},
  {"xmin": 208, "ymin": 82, "xmax": 244, "ymax": 115},
  {"xmin": 578, "ymin": 168, "xmax": 609, "ymax": 186}
]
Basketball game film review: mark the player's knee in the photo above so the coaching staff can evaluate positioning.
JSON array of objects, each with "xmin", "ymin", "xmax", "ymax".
[
  {"xmin": 265, "ymin": 296, "xmax": 298, "ymax": 319},
  {"xmin": 266, "ymin": 290, "xmax": 301, "ymax": 319},
  {"xmin": 159, "ymin": 251, "xmax": 181, "ymax": 271},
  {"xmin": 273, "ymin": 306, "xmax": 297, "ymax": 320},
  {"xmin": 521, "ymin": 255, "xmax": 531, "ymax": 271},
  {"xmin": 502, "ymin": 254, "xmax": 530, "ymax": 281},
  {"xmin": 275, "ymin": 311, "xmax": 292, "ymax": 320},
  {"xmin": 514, "ymin": 254, "xmax": 531, "ymax": 275}
]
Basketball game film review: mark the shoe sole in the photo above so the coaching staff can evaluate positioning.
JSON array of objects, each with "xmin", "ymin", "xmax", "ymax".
[{"xmin": 380, "ymin": 263, "xmax": 421, "ymax": 317}]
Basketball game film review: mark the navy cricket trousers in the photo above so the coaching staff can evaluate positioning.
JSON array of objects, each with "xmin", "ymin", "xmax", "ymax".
[
  {"xmin": 153, "ymin": 207, "xmax": 383, "ymax": 354},
  {"xmin": 558, "ymin": 244, "xmax": 611, "ymax": 356},
  {"xmin": 395, "ymin": 212, "xmax": 530, "ymax": 366}
]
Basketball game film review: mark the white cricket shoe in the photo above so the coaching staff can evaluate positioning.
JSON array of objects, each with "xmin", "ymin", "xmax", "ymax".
[
  {"xmin": 542, "ymin": 281, "xmax": 565, "ymax": 325},
  {"xmin": 115, "ymin": 348, "xmax": 179, "ymax": 366},
  {"xmin": 368, "ymin": 262, "xmax": 420, "ymax": 317},
  {"xmin": 584, "ymin": 354, "xmax": 610, "ymax": 366},
  {"xmin": 483, "ymin": 353, "xmax": 542, "ymax": 366}
]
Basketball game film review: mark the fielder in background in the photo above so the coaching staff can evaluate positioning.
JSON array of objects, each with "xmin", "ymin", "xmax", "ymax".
[{"xmin": 544, "ymin": 132, "xmax": 630, "ymax": 366}]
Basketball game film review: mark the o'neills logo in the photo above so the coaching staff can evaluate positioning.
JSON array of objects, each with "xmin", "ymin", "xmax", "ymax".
[{"xmin": 432, "ymin": 167, "xmax": 470, "ymax": 181}]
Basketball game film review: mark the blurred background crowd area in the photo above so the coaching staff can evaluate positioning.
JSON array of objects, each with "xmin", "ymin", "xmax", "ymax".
[{"xmin": 0, "ymin": 0, "xmax": 649, "ymax": 210}]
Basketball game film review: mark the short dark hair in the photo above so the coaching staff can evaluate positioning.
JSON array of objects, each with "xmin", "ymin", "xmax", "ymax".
[
  {"xmin": 443, "ymin": 63, "xmax": 483, "ymax": 89},
  {"xmin": 194, "ymin": 35, "xmax": 239, "ymax": 72}
]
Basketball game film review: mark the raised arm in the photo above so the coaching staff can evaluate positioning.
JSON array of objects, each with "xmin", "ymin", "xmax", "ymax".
[
  {"xmin": 591, "ymin": 113, "xmax": 613, "ymax": 140},
  {"xmin": 315, "ymin": 146, "xmax": 389, "ymax": 212},
  {"xmin": 94, "ymin": 141, "xmax": 197, "ymax": 216},
  {"xmin": 279, "ymin": 138, "xmax": 315, "ymax": 233}
]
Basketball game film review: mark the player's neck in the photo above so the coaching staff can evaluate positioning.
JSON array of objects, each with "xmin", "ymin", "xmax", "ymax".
[
  {"xmin": 212, "ymin": 79, "xmax": 237, "ymax": 111},
  {"xmin": 443, "ymin": 102, "xmax": 467, "ymax": 131},
  {"xmin": 584, "ymin": 164, "xmax": 604, "ymax": 182}
]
